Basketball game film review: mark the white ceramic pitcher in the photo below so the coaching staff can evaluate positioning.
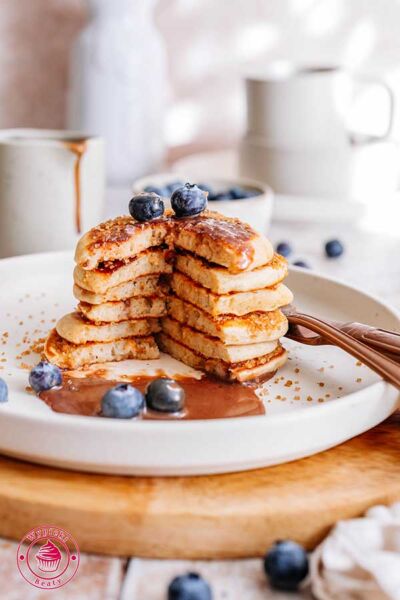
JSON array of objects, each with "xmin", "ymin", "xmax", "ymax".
[{"xmin": 0, "ymin": 129, "xmax": 105, "ymax": 258}]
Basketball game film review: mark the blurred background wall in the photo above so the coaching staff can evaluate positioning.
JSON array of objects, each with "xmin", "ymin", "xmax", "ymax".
[{"xmin": 1, "ymin": 0, "xmax": 400, "ymax": 148}]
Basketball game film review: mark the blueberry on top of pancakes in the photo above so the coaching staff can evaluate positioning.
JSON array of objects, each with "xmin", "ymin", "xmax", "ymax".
[
  {"xmin": 171, "ymin": 183, "xmax": 208, "ymax": 218},
  {"xmin": 129, "ymin": 192, "xmax": 165, "ymax": 222}
]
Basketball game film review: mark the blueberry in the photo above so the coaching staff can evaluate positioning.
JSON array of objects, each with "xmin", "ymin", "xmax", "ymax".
[
  {"xmin": 293, "ymin": 260, "xmax": 310, "ymax": 268},
  {"xmin": 129, "ymin": 192, "xmax": 165, "ymax": 222},
  {"xmin": 276, "ymin": 242, "xmax": 293, "ymax": 258},
  {"xmin": 208, "ymin": 192, "xmax": 231, "ymax": 201},
  {"xmin": 146, "ymin": 377, "xmax": 185, "ymax": 413},
  {"xmin": 143, "ymin": 185, "xmax": 167, "ymax": 196},
  {"xmin": 325, "ymin": 239, "xmax": 344, "ymax": 258},
  {"xmin": 171, "ymin": 183, "xmax": 207, "ymax": 217},
  {"xmin": 229, "ymin": 186, "xmax": 254, "ymax": 199},
  {"xmin": 168, "ymin": 572, "xmax": 212, "ymax": 600},
  {"xmin": 197, "ymin": 183, "xmax": 214, "ymax": 196},
  {"xmin": 101, "ymin": 384, "xmax": 144, "ymax": 419},
  {"xmin": 264, "ymin": 540, "xmax": 309, "ymax": 591},
  {"xmin": 166, "ymin": 180, "xmax": 184, "ymax": 194},
  {"xmin": 29, "ymin": 361, "xmax": 62, "ymax": 393},
  {"xmin": 0, "ymin": 378, "xmax": 8, "ymax": 403}
]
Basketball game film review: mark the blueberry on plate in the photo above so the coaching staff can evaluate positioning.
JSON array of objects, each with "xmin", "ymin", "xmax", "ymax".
[
  {"xmin": 293, "ymin": 260, "xmax": 310, "ymax": 269},
  {"xmin": 29, "ymin": 361, "xmax": 62, "ymax": 393},
  {"xmin": 171, "ymin": 183, "xmax": 207, "ymax": 217},
  {"xmin": 129, "ymin": 192, "xmax": 164, "ymax": 222},
  {"xmin": 146, "ymin": 377, "xmax": 185, "ymax": 413},
  {"xmin": 101, "ymin": 384, "xmax": 144, "ymax": 419},
  {"xmin": 143, "ymin": 184, "xmax": 167, "ymax": 196},
  {"xmin": 0, "ymin": 378, "xmax": 8, "ymax": 403},
  {"xmin": 276, "ymin": 242, "xmax": 293, "ymax": 258},
  {"xmin": 168, "ymin": 572, "xmax": 212, "ymax": 600},
  {"xmin": 264, "ymin": 540, "xmax": 309, "ymax": 591},
  {"xmin": 325, "ymin": 239, "xmax": 344, "ymax": 258}
]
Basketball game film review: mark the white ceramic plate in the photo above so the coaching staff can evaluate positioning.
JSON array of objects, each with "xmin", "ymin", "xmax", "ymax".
[{"xmin": 0, "ymin": 252, "xmax": 398, "ymax": 476}]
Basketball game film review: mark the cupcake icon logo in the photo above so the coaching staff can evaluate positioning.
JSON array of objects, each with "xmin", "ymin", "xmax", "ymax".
[
  {"xmin": 36, "ymin": 539, "xmax": 62, "ymax": 573},
  {"xmin": 17, "ymin": 525, "xmax": 80, "ymax": 589}
]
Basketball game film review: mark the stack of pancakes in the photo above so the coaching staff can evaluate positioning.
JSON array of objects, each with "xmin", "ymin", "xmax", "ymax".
[{"xmin": 45, "ymin": 210, "xmax": 293, "ymax": 381}]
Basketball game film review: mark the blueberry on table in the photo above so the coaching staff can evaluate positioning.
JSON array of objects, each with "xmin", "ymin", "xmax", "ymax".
[
  {"xmin": 276, "ymin": 242, "xmax": 293, "ymax": 258},
  {"xmin": 264, "ymin": 540, "xmax": 309, "ymax": 591},
  {"xmin": 168, "ymin": 572, "xmax": 212, "ymax": 600},
  {"xmin": 171, "ymin": 183, "xmax": 208, "ymax": 217},
  {"xmin": 29, "ymin": 361, "xmax": 62, "ymax": 393},
  {"xmin": 146, "ymin": 377, "xmax": 185, "ymax": 413},
  {"xmin": 129, "ymin": 192, "xmax": 165, "ymax": 222},
  {"xmin": 0, "ymin": 378, "xmax": 8, "ymax": 403},
  {"xmin": 293, "ymin": 260, "xmax": 310, "ymax": 269},
  {"xmin": 325, "ymin": 239, "xmax": 344, "ymax": 258},
  {"xmin": 101, "ymin": 384, "xmax": 144, "ymax": 419}
]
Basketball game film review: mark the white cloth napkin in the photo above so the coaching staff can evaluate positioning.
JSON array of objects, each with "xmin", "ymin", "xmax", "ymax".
[{"xmin": 311, "ymin": 503, "xmax": 400, "ymax": 600}]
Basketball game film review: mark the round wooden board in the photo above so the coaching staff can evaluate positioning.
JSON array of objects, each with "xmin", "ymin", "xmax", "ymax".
[{"xmin": 0, "ymin": 414, "xmax": 399, "ymax": 559}]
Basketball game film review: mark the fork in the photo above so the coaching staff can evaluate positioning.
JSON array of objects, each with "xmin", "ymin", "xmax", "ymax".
[{"xmin": 282, "ymin": 306, "xmax": 400, "ymax": 389}]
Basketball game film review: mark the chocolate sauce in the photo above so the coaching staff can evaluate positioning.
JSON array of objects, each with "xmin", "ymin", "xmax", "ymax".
[
  {"xmin": 39, "ymin": 375, "xmax": 265, "ymax": 420},
  {"xmin": 64, "ymin": 138, "xmax": 88, "ymax": 234}
]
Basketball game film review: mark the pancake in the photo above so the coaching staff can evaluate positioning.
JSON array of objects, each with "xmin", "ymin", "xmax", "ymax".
[
  {"xmin": 171, "ymin": 271, "xmax": 293, "ymax": 316},
  {"xmin": 56, "ymin": 312, "xmax": 160, "ymax": 344},
  {"xmin": 74, "ymin": 248, "xmax": 172, "ymax": 293},
  {"xmin": 75, "ymin": 215, "xmax": 171, "ymax": 270},
  {"xmin": 161, "ymin": 317, "xmax": 278, "ymax": 362},
  {"xmin": 175, "ymin": 252, "xmax": 288, "ymax": 294},
  {"xmin": 167, "ymin": 296, "xmax": 288, "ymax": 344},
  {"xmin": 158, "ymin": 333, "xmax": 287, "ymax": 382},
  {"xmin": 75, "ymin": 210, "xmax": 272, "ymax": 274},
  {"xmin": 44, "ymin": 329, "xmax": 159, "ymax": 370},
  {"xmin": 73, "ymin": 274, "xmax": 164, "ymax": 304},
  {"xmin": 172, "ymin": 210, "xmax": 273, "ymax": 272},
  {"xmin": 79, "ymin": 296, "xmax": 166, "ymax": 323}
]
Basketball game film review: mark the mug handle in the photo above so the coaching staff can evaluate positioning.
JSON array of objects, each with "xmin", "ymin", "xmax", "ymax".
[{"xmin": 352, "ymin": 75, "xmax": 395, "ymax": 141}]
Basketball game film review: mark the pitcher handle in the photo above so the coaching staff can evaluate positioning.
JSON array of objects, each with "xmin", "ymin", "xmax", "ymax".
[{"xmin": 353, "ymin": 75, "xmax": 395, "ymax": 141}]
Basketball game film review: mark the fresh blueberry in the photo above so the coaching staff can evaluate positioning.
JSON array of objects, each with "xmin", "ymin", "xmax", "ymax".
[
  {"xmin": 146, "ymin": 377, "xmax": 185, "ymax": 413},
  {"xmin": 197, "ymin": 183, "xmax": 214, "ymax": 196},
  {"xmin": 171, "ymin": 183, "xmax": 207, "ymax": 217},
  {"xmin": 129, "ymin": 192, "xmax": 165, "ymax": 222},
  {"xmin": 208, "ymin": 192, "xmax": 231, "ymax": 201},
  {"xmin": 0, "ymin": 378, "xmax": 8, "ymax": 403},
  {"xmin": 293, "ymin": 260, "xmax": 310, "ymax": 269},
  {"xmin": 101, "ymin": 384, "xmax": 144, "ymax": 419},
  {"xmin": 276, "ymin": 242, "xmax": 293, "ymax": 258},
  {"xmin": 166, "ymin": 180, "xmax": 184, "ymax": 194},
  {"xmin": 143, "ymin": 185, "xmax": 167, "ymax": 196},
  {"xmin": 168, "ymin": 572, "xmax": 212, "ymax": 600},
  {"xmin": 325, "ymin": 239, "xmax": 344, "ymax": 258},
  {"xmin": 229, "ymin": 186, "xmax": 254, "ymax": 199},
  {"xmin": 264, "ymin": 540, "xmax": 309, "ymax": 591},
  {"xmin": 29, "ymin": 361, "xmax": 62, "ymax": 393}
]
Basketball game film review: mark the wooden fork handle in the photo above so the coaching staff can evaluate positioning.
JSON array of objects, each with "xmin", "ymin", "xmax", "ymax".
[
  {"xmin": 340, "ymin": 323, "xmax": 400, "ymax": 357},
  {"xmin": 289, "ymin": 313, "xmax": 400, "ymax": 389}
]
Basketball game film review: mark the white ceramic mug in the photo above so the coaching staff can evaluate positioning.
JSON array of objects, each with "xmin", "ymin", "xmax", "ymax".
[
  {"xmin": 239, "ymin": 135, "xmax": 400, "ymax": 198},
  {"xmin": 245, "ymin": 63, "xmax": 395, "ymax": 148},
  {"xmin": 0, "ymin": 129, "xmax": 105, "ymax": 258}
]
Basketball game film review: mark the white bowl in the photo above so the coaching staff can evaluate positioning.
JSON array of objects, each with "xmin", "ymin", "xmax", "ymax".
[{"xmin": 132, "ymin": 173, "xmax": 274, "ymax": 234}]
